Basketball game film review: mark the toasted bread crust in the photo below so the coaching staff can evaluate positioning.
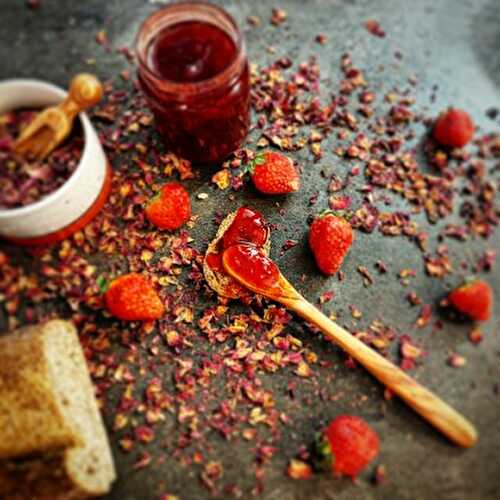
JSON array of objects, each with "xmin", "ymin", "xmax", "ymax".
[
  {"xmin": 0, "ymin": 320, "xmax": 116, "ymax": 499},
  {"xmin": 0, "ymin": 322, "xmax": 80, "ymax": 459},
  {"xmin": 203, "ymin": 210, "xmax": 271, "ymax": 298}
]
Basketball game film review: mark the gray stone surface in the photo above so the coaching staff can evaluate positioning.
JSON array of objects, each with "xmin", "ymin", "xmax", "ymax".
[{"xmin": 0, "ymin": 1, "xmax": 499, "ymax": 499}]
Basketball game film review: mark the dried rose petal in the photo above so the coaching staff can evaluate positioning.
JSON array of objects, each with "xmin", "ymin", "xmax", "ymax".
[
  {"xmin": 374, "ymin": 464, "xmax": 387, "ymax": 485},
  {"xmin": 364, "ymin": 20, "xmax": 386, "ymax": 38},
  {"xmin": 270, "ymin": 8, "xmax": 287, "ymax": 26},
  {"xmin": 468, "ymin": 329, "xmax": 483, "ymax": 344},
  {"xmin": 448, "ymin": 353, "xmax": 466, "ymax": 368},
  {"xmin": 287, "ymin": 459, "xmax": 313, "ymax": 479},
  {"xmin": 329, "ymin": 195, "xmax": 351, "ymax": 210},
  {"xmin": 0, "ymin": 109, "xmax": 82, "ymax": 208}
]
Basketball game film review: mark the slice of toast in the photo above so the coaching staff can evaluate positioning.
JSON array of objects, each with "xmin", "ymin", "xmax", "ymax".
[
  {"xmin": 203, "ymin": 210, "xmax": 271, "ymax": 299},
  {"xmin": 0, "ymin": 320, "xmax": 116, "ymax": 499}
]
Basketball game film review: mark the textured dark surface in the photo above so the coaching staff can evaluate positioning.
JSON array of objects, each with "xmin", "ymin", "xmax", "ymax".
[{"xmin": 1, "ymin": 1, "xmax": 500, "ymax": 499}]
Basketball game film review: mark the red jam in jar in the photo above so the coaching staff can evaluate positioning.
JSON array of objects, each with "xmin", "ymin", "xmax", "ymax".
[{"xmin": 136, "ymin": 2, "xmax": 250, "ymax": 164}]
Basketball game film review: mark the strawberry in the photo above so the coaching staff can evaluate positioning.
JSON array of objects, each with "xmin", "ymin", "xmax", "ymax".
[
  {"xmin": 314, "ymin": 415, "xmax": 379, "ymax": 478},
  {"xmin": 104, "ymin": 273, "xmax": 165, "ymax": 321},
  {"xmin": 448, "ymin": 279, "xmax": 493, "ymax": 321},
  {"xmin": 145, "ymin": 182, "xmax": 191, "ymax": 230},
  {"xmin": 309, "ymin": 213, "xmax": 353, "ymax": 275},
  {"xmin": 433, "ymin": 108, "xmax": 474, "ymax": 148},
  {"xmin": 249, "ymin": 151, "xmax": 300, "ymax": 194}
]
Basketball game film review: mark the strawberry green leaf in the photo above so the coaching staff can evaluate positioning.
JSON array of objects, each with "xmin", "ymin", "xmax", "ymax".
[
  {"xmin": 147, "ymin": 190, "xmax": 162, "ymax": 206},
  {"xmin": 96, "ymin": 275, "xmax": 109, "ymax": 294},
  {"xmin": 311, "ymin": 432, "xmax": 334, "ymax": 473},
  {"xmin": 463, "ymin": 275, "xmax": 479, "ymax": 286},
  {"xmin": 253, "ymin": 153, "xmax": 266, "ymax": 165},
  {"xmin": 315, "ymin": 209, "xmax": 354, "ymax": 221},
  {"xmin": 246, "ymin": 152, "xmax": 266, "ymax": 174}
]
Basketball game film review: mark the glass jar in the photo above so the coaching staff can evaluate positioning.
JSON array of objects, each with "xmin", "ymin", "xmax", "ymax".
[{"xmin": 135, "ymin": 1, "xmax": 250, "ymax": 164}]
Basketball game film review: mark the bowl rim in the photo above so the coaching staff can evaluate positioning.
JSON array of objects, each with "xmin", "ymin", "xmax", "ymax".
[{"xmin": 0, "ymin": 78, "xmax": 92, "ymax": 218}]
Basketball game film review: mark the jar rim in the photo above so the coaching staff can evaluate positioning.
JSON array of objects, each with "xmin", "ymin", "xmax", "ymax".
[{"xmin": 135, "ymin": 1, "xmax": 246, "ymax": 95}]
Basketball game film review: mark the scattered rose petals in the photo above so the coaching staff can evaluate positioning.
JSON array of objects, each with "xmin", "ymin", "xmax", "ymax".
[
  {"xmin": 415, "ymin": 304, "xmax": 432, "ymax": 328},
  {"xmin": 329, "ymin": 195, "xmax": 351, "ymax": 210},
  {"xmin": 0, "ymin": 110, "xmax": 82, "ymax": 208},
  {"xmin": 315, "ymin": 34, "xmax": 328, "ymax": 45},
  {"xmin": 374, "ymin": 464, "xmax": 387, "ymax": 485},
  {"xmin": 319, "ymin": 291, "xmax": 335, "ymax": 304},
  {"xmin": 270, "ymin": 7, "xmax": 287, "ymax": 26},
  {"xmin": 364, "ymin": 20, "xmax": 386, "ymax": 38},
  {"xmin": 211, "ymin": 169, "xmax": 231, "ymax": 189},
  {"xmin": 468, "ymin": 329, "xmax": 483, "ymax": 344},
  {"xmin": 95, "ymin": 30, "xmax": 108, "ymax": 46},
  {"xmin": 287, "ymin": 459, "xmax": 313, "ymax": 479},
  {"xmin": 448, "ymin": 353, "xmax": 467, "ymax": 368}
]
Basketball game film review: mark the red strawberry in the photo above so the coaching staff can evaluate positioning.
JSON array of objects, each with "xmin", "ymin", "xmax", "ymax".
[
  {"xmin": 249, "ymin": 151, "xmax": 300, "ymax": 194},
  {"xmin": 314, "ymin": 415, "xmax": 379, "ymax": 478},
  {"xmin": 309, "ymin": 213, "xmax": 353, "ymax": 275},
  {"xmin": 145, "ymin": 182, "xmax": 191, "ymax": 230},
  {"xmin": 104, "ymin": 273, "xmax": 165, "ymax": 321},
  {"xmin": 433, "ymin": 108, "xmax": 474, "ymax": 148},
  {"xmin": 448, "ymin": 279, "xmax": 493, "ymax": 321}
]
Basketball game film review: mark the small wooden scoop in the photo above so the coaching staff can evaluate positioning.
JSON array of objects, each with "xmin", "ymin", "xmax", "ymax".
[
  {"xmin": 14, "ymin": 73, "xmax": 103, "ymax": 160},
  {"xmin": 222, "ymin": 244, "xmax": 478, "ymax": 448}
]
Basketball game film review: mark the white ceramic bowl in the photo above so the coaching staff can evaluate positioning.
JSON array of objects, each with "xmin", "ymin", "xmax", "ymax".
[{"xmin": 0, "ymin": 79, "xmax": 109, "ymax": 244}]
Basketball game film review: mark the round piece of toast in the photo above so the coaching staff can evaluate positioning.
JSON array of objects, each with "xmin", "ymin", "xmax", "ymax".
[{"xmin": 203, "ymin": 210, "xmax": 271, "ymax": 299}]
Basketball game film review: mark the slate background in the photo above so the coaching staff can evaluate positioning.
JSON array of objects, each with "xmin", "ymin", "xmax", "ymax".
[{"xmin": 0, "ymin": 1, "xmax": 499, "ymax": 499}]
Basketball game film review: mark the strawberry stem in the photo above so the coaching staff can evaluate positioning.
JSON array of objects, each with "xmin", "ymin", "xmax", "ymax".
[{"xmin": 311, "ymin": 432, "xmax": 334, "ymax": 473}]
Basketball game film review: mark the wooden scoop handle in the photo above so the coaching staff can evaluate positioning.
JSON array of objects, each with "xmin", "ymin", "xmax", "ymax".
[
  {"xmin": 60, "ymin": 73, "xmax": 103, "ymax": 119},
  {"xmin": 284, "ymin": 295, "xmax": 478, "ymax": 448}
]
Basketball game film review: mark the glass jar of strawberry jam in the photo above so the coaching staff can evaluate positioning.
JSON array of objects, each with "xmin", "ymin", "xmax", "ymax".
[{"xmin": 136, "ymin": 1, "xmax": 250, "ymax": 164}]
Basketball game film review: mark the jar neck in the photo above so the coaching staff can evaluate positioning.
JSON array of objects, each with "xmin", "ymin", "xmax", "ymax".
[{"xmin": 135, "ymin": 1, "xmax": 246, "ymax": 99}]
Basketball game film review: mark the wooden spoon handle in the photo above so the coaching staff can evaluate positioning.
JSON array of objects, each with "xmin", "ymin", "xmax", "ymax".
[
  {"xmin": 286, "ymin": 296, "xmax": 478, "ymax": 448},
  {"xmin": 60, "ymin": 73, "xmax": 103, "ymax": 119}
]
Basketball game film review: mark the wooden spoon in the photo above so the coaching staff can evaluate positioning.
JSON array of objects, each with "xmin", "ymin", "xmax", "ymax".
[
  {"xmin": 14, "ymin": 73, "xmax": 103, "ymax": 160},
  {"xmin": 222, "ymin": 244, "xmax": 478, "ymax": 448}
]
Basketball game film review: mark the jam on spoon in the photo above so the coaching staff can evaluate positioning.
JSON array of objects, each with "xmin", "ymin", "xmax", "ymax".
[{"xmin": 222, "ymin": 244, "xmax": 284, "ymax": 298}]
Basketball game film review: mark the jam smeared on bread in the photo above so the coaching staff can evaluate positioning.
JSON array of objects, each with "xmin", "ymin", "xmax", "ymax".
[
  {"xmin": 222, "ymin": 207, "xmax": 268, "ymax": 248},
  {"xmin": 203, "ymin": 207, "xmax": 270, "ymax": 299}
]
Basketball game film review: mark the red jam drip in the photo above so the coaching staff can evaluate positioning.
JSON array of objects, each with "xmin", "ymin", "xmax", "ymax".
[
  {"xmin": 148, "ymin": 21, "xmax": 237, "ymax": 83},
  {"xmin": 222, "ymin": 244, "xmax": 281, "ymax": 294},
  {"xmin": 222, "ymin": 207, "xmax": 268, "ymax": 249},
  {"xmin": 205, "ymin": 252, "xmax": 223, "ymax": 273}
]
